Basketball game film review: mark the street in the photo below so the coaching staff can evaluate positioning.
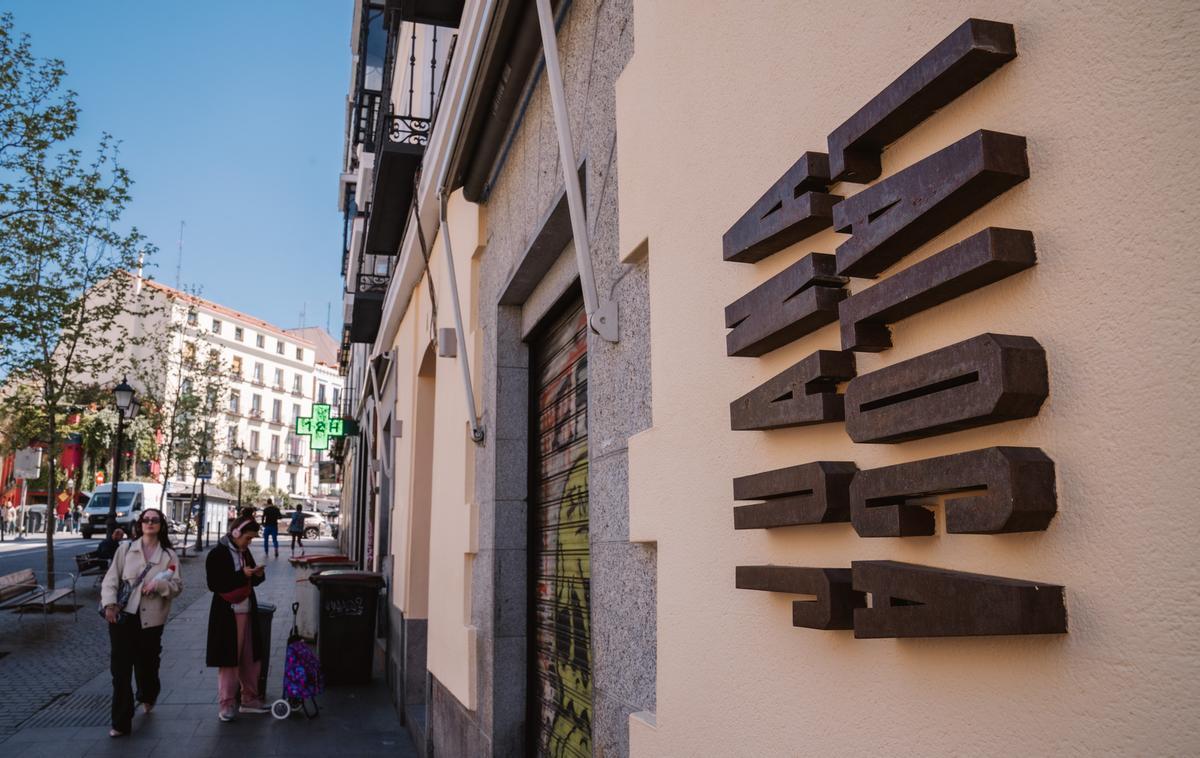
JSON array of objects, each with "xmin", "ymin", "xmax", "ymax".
[{"xmin": 0, "ymin": 534, "xmax": 98, "ymax": 578}]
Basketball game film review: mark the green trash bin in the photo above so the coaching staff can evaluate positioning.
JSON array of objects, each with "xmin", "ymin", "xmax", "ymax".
[
  {"xmin": 255, "ymin": 601, "xmax": 275, "ymax": 698},
  {"xmin": 309, "ymin": 570, "xmax": 384, "ymax": 685}
]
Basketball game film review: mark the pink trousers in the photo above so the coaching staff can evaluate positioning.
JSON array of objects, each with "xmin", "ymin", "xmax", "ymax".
[{"xmin": 218, "ymin": 612, "xmax": 261, "ymax": 709}]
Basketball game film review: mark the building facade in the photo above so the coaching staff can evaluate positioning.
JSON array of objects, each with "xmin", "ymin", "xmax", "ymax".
[
  {"xmin": 335, "ymin": 1, "xmax": 1199, "ymax": 756},
  {"xmin": 137, "ymin": 281, "xmax": 343, "ymax": 501}
]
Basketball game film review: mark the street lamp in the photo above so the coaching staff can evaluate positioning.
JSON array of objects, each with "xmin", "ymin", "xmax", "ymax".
[
  {"xmin": 232, "ymin": 443, "xmax": 247, "ymax": 510},
  {"xmin": 108, "ymin": 377, "xmax": 136, "ymax": 538}
]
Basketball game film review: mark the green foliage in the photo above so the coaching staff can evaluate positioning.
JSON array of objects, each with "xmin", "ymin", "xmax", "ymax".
[
  {"xmin": 259, "ymin": 486, "xmax": 292, "ymax": 509},
  {"xmin": 218, "ymin": 475, "xmax": 261, "ymax": 506}
]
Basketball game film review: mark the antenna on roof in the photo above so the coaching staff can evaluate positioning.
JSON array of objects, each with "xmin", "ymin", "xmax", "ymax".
[
  {"xmin": 175, "ymin": 220, "xmax": 185, "ymax": 289},
  {"xmin": 300, "ymin": 302, "xmax": 307, "ymax": 329},
  {"xmin": 326, "ymin": 302, "xmax": 331, "ymax": 334}
]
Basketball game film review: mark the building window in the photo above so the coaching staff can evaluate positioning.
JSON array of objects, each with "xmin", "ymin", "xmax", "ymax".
[
  {"xmin": 317, "ymin": 383, "xmax": 326, "ymax": 404},
  {"xmin": 268, "ymin": 469, "xmax": 277, "ymax": 488},
  {"xmin": 234, "ymin": 326, "xmax": 244, "ymax": 341},
  {"xmin": 293, "ymin": 375, "xmax": 303, "ymax": 394},
  {"xmin": 182, "ymin": 342, "xmax": 196, "ymax": 365},
  {"xmin": 332, "ymin": 387, "xmax": 340, "ymax": 406},
  {"xmin": 273, "ymin": 368, "xmax": 283, "ymax": 388},
  {"xmin": 229, "ymin": 391, "xmax": 240, "ymax": 414},
  {"xmin": 227, "ymin": 427, "xmax": 237, "ymax": 448},
  {"xmin": 211, "ymin": 318, "xmax": 222, "ymax": 334},
  {"xmin": 250, "ymin": 431, "xmax": 260, "ymax": 452},
  {"xmin": 208, "ymin": 348, "xmax": 220, "ymax": 363},
  {"xmin": 231, "ymin": 356, "xmax": 242, "ymax": 376},
  {"xmin": 251, "ymin": 394, "xmax": 262, "ymax": 413},
  {"xmin": 292, "ymin": 403, "xmax": 301, "ymax": 424},
  {"xmin": 272, "ymin": 398, "xmax": 282, "ymax": 423},
  {"xmin": 295, "ymin": 347, "xmax": 304, "ymax": 361},
  {"xmin": 276, "ymin": 340, "xmax": 285, "ymax": 355},
  {"xmin": 271, "ymin": 435, "xmax": 280, "ymax": 457},
  {"xmin": 288, "ymin": 472, "xmax": 297, "ymax": 493},
  {"xmin": 255, "ymin": 334, "xmax": 265, "ymax": 348},
  {"xmin": 186, "ymin": 310, "xmax": 198, "ymax": 326},
  {"xmin": 180, "ymin": 378, "xmax": 193, "ymax": 396},
  {"xmin": 253, "ymin": 362, "xmax": 264, "ymax": 383}
]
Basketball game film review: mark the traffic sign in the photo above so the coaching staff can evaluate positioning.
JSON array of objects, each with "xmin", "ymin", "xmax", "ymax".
[
  {"xmin": 14, "ymin": 447, "xmax": 42, "ymax": 480},
  {"xmin": 194, "ymin": 460, "xmax": 213, "ymax": 480}
]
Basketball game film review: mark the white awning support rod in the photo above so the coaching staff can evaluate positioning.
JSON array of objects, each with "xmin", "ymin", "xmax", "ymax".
[
  {"xmin": 440, "ymin": 191, "xmax": 486, "ymax": 443},
  {"xmin": 534, "ymin": 0, "xmax": 618, "ymax": 342}
]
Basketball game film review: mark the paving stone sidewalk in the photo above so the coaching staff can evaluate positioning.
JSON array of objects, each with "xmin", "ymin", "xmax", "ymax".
[{"xmin": 0, "ymin": 540, "xmax": 415, "ymax": 757}]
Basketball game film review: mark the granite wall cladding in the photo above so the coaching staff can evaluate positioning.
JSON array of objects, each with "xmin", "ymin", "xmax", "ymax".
[{"xmin": 435, "ymin": 0, "xmax": 655, "ymax": 756}]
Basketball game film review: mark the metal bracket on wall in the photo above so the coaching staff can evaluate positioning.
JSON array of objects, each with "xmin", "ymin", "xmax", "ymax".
[{"xmin": 535, "ymin": 0, "xmax": 619, "ymax": 344}]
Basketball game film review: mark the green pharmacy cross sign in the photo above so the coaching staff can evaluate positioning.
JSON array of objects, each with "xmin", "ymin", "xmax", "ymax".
[{"xmin": 295, "ymin": 403, "xmax": 345, "ymax": 451}]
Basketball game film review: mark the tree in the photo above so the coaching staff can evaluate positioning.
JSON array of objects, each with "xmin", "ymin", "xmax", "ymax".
[{"xmin": 0, "ymin": 14, "xmax": 158, "ymax": 583}]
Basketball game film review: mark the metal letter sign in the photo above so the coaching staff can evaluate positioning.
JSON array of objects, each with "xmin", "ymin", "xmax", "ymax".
[
  {"xmin": 725, "ymin": 19, "xmax": 1069, "ymax": 638},
  {"xmin": 296, "ymin": 403, "xmax": 346, "ymax": 451}
]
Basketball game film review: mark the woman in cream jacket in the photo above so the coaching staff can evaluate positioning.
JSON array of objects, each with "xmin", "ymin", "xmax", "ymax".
[{"xmin": 100, "ymin": 507, "xmax": 183, "ymax": 737}]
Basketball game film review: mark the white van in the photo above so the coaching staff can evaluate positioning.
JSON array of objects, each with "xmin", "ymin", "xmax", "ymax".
[{"xmin": 82, "ymin": 482, "xmax": 165, "ymax": 538}]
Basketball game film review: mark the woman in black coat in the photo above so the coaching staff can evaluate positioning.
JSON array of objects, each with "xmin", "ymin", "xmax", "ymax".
[{"xmin": 205, "ymin": 517, "xmax": 266, "ymax": 722}]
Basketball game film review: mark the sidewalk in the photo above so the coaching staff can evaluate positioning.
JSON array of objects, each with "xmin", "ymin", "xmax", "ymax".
[{"xmin": 0, "ymin": 540, "xmax": 415, "ymax": 757}]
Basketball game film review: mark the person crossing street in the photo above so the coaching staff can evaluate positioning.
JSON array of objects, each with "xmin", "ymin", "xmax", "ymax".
[{"xmin": 261, "ymin": 498, "xmax": 281, "ymax": 558}]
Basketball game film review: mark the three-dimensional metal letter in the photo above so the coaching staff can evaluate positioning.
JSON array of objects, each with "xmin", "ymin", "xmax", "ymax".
[
  {"xmin": 849, "ymin": 446, "xmax": 1056, "ymax": 537},
  {"xmin": 734, "ymin": 461, "xmax": 858, "ymax": 528},
  {"xmin": 726, "ymin": 253, "xmax": 848, "ymax": 357},
  {"xmin": 839, "ymin": 227, "xmax": 1036, "ymax": 352},
  {"xmin": 844, "ymin": 333, "xmax": 1047, "ymax": 443},
  {"xmin": 736, "ymin": 566, "xmax": 864, "ymax": 630},
  {"xmin": 731, "ymin": 350, "xmax": 857, "ymax": 431},
  {"xmin": 852, "ymin": 560, "xmax": 1067, "ymax": 638},
  {"xmin": 827, "ymin": 19, "xmax": 1017, "ymax": 183},
  {"xmin": 832, "ymin": 130, "xmax": 1029, "ymax": 279},
  {"xmin": 723, "ymin": 152, "xmax": 842, "ymax": 263}
]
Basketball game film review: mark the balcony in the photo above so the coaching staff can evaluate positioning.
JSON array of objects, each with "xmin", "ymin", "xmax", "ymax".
[
  {"xmin": 250, "ymin": 378, "xmax": 265, "ymax": 388},
  {"xmin": 269, "ymin": 452, "xmax": 283, "ymax": 463},
  {"xmin": 349, "ymin": 267, "xmax": 391, "ymax": 343},
  {"xmin": 385, "ymin": 0, "xmax": 465, "ymax": 27},
  {"xmin": 229, "ymin": 372, "xmax": 244, "ymax": 382},
  {"xmin": 248, "ymin": 409, "xmax": 263, "ymax": 420},
  {"xmin": 362, "ymin": 112, "xmax": 428, "ymax": 258},
  {"xmin": 287, "ymin": 453, "xmax": 303, "ymax": 466}
]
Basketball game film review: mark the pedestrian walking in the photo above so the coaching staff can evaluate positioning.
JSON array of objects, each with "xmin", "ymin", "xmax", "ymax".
[
  {"xmin": 261, "ymin": 498, "xmax": 281, "ymax": 558},
  {"xmin": 286, "ymin": 502, "xmax": 306, "ymax": 556},
  {"xmin": 2, "ymin": 502, "xmax": 13, "ymax": 535},
  {"xmin": 206, "ymin": 517, "xmax": 268, "ymax": 722},
  {"xmin": 56, "ymin": 497, "xmax": 69, "ymax": 532},
  {"xmin": 72, "ymin": 506, "xmax": 81, "ymax": 533},
  {"xmin": 100, "ymin": 508, "xmax": 182, "ymax": 738}
]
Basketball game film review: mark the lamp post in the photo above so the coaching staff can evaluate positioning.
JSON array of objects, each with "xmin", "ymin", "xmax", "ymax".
[
  {"xmin": 232, "ymin": 443, "xmax": 247, "ymax": 510},
  {"xmin": 108, "ymin": 378, "xmax": 136, "ymax": 538}
]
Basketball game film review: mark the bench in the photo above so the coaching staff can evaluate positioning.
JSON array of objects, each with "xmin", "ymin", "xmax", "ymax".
[
  {"xmin": 74, "ymin": 550, "xmax": 110, "ymax": 586},
  {"xmin": 0, "ymin": 568, "xmax": 78, "ymax": 629}
]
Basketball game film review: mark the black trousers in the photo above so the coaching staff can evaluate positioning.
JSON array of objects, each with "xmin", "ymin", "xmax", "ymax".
[{"xmin": 108, "ymin": 616, "xmax": 165, "ymax": 733}]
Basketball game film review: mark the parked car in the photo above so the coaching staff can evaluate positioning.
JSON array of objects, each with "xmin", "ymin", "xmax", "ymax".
[
  {"xmin": 281, "ymin": 510, "xmax": 328, "ymax": 540},
  {"xmin": 82, "ymin": 482, "xmax": 165, "ymax": 538}
]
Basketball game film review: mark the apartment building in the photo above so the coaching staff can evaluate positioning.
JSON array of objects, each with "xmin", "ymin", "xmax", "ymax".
[
  {"xmin": 139, "ymin": 280, "xmax": 342, "ymax": 500},
  {"xmin": 333, "ymin": 1, "xmax": 1197, "ymax": 757}
]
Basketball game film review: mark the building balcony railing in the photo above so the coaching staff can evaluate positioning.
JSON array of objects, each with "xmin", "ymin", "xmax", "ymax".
[
  {"xmin": 225, "ymin": 408, "xmax": 241, "ymax": 417},
  {"xmin": 229, "ymin": 372, "xmax": 244, "ymax": 382},
  {"xmin": 287, "ymin": 453, "xmax": 303, "ymax": 466},
  {"xmin": 248, "ymin": 409, "xmax": 263, "ymax": 420},
  {"xmin": 250, "ymin": 378, "xmax": 265, "ymax": 388},
  {"xmin": 269, "ymin": 453, "xmax": 283, "ymax": 463},
  {"xmin": 291, "ymin": 389, "xmax": 306, "ymax": 398}
]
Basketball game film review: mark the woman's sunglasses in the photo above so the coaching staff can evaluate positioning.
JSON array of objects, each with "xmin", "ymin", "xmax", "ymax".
[{"xmin": 141, "ymin": 517, "xmax": 162, "ymax": 524}]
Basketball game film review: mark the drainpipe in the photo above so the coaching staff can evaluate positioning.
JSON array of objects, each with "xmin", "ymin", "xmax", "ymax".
[{"xmin": 533, "ymin": 0, "xmax": 618, "ymax": 342}]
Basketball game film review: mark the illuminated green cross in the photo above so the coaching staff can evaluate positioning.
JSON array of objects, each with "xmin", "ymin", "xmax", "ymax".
[{"xmin": 295, "ymin": 403, "xmax": 345, "ymax": 451}]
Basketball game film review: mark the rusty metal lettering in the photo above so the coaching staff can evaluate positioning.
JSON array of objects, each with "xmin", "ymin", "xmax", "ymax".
[
  {"xmin": 736, "ymin": 566, "xmax": 864, "ymax": 630},
  {"xmin": 723, "ymin": 152, "xmax": 842, "ymax": 263},
  {"xmin": 839, "ymin": 227, "xmax": 1036, "ymax": 352},
  {"xmin": 734, "ymin": 461, "xmax": 858, "ymax": 528},
  {"xmin": 852, "ymin": 561, "xmax": 1067, "ymax": 638},
  {"xmin": 844, "ymin": 333, "xmax": 1046, "ymax": 443},
  {"xmin": 827, "ymin": 19, "xmax": 1017, "ymax": 183},
  {"xmin": 725, "ymin": 253, "xmax": 848, "ymax": 357},
  {"xmin": 849, "ymin": 446, "xmax": 1056, "ymax": 537},
  {"xmin": 730, "ymin": 350, "xmax": 856, "ymax": 431},
  {"xmin": 832, "ymin": 130, "xmax": 1029, "ymax": 279}
]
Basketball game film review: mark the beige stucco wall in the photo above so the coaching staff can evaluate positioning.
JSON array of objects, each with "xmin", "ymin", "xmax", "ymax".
[
  {"xmin": 385, "ymin": 189, "xmax": 486, "ymax": 710},
  {"xmin": 619, "ymin": 2, "xmax": 1200, "ymax": 755}
]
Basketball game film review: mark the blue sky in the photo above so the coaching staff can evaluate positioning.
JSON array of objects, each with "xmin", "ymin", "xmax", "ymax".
[{"xmin": 3, "ymin": 1, "xmax": 351, "ymax": 334}]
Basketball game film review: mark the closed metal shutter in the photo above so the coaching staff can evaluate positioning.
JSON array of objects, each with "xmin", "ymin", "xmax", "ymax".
[{"xmin": 530, "ymin": 298, "xmax": 592, "ymax": 757}]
